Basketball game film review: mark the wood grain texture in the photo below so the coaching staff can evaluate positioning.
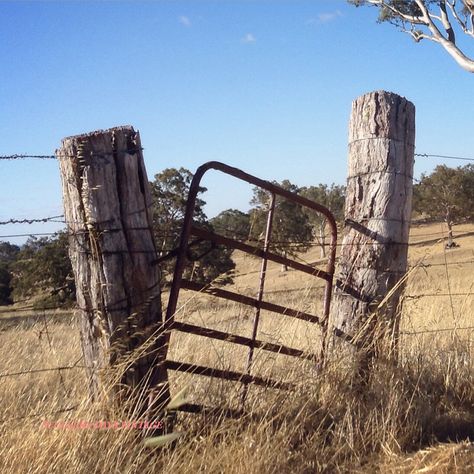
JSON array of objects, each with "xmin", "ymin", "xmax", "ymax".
[
  {"xmin": 57, "ymin": 126, "xmax": 166, "ymax": 401},
  {"xmin": 329, "ymin": 91, "xmax": 415, "ymax": 364}
]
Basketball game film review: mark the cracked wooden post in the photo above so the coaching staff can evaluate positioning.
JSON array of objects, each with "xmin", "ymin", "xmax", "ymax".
[
  {"xmin": 57, "ymin": 126, "xmax": 170, "ymax": 420},
  {"xmin": 329, "ymin": 91, "xmax": 415, "ymax": 376}
]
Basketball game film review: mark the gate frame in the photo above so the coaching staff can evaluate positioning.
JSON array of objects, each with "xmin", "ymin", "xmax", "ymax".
[{"xmin": 161, "ymin": 161, "xmax": 337, "ymax": 412}]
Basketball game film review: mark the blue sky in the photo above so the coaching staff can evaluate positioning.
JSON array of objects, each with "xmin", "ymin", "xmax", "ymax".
[{"xmin": 1, "ymin": 0, "xmax": 473, "ymax": 244}]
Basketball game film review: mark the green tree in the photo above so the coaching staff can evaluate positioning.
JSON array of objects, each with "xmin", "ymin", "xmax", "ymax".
[
  {"xmin": 249, "ymin": 180, "xmax": 313, "ymax": 271},
  {"xmin": 350, "ymin": 1, "xmax": 474, "ymax": 73},
  {"xmin": 210, "ymin": 209, "xmax": 251, "ymax": 241},
  {"xmin": 10, "ymin": 232, "xmax": 75, "ymax": 307},
  {"xmin": 0, "ymin": 242, "xmax": 20, "ymax": 305},
  {"xmin": 150, "ymin": 168, "xmax": 235, "ymax": 285},
  {"xmin": 413, "ymin": 164, "xmax": 474, "ymax": 246},
  {"xmin": 301, "ymin": 184, "xmax": 346, "ymax": 258}
]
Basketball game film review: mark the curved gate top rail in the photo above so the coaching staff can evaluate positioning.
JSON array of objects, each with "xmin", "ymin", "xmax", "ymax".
[{"xmin": 162, "ymin": 161, "xmax": 338, "ymax": 413}]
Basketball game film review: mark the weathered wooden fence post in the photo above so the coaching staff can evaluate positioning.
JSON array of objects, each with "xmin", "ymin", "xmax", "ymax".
[
  {"xmin": 57, "ymin": 126, "xmax": 169, "ymax": 415},
  {"xmin": 329, "ymin": 91, "xmax": 415, "ymax": 375}
]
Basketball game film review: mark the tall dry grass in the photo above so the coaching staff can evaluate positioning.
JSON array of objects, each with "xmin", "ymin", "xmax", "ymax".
[
  {"xmin": 0, "ymin": 323, "xmax": 472, "ymax": 472},
  {"xmin": 0, "ymin": 222, "xmax": 473, "ymax": 472}
]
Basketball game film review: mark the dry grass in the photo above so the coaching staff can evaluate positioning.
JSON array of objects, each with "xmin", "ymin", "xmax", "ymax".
[{"xmin": 0, "ymin": 222, "xmax": 473, "ymax": 473}]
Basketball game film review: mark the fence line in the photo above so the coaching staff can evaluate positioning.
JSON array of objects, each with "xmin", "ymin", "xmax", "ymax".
[
  {"xmin": 414, "ymin": 152, "xmax": 474, "ymax": 162},
  {"xmin": 0, "ymin": 148, "xmax": 144, "ymax": 161},
  {"xmin": 2, "ymin": 148, "xmax": 474, "ymax": 424},
  {"xmin": 400, "ymin": 326, "xmax": 474, "ymax": 336},
  {"xmin": 0, "ymin": 406, "xmax": 79, "ymax": 424},
  {"xmin": 2, "ymin": 150, "xmax": 474, "ymax": 162},
  {"xmin": 0, "ymin": 154, "xmax": 56, "ymax": 160},
  {"xmin": 0, "ymin": 216, "xmax": 65, "ymax": 225},
  {"xmin": 0, "ymin": 229, "xmax": 470, "ymax": 250},
  {"xmin": 0, "ymin": 363, "xmax": 85, "ymax": 380},
  {"xmin": 0, "ymin": 232, "xmax": 61, "ymax": 239},
  {"xmin": 1, "ymin": 261, "xmax": 472, "ymax": 423}
]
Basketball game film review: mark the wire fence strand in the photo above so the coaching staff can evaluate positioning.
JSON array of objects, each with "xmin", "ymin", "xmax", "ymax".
[
  {"xmin": 0, "ymin": 154, "xmax": 56, "ymax": 160},
  {"xmin": 1, "ymin": 148, "xmax": 474, "ymax": 424}
]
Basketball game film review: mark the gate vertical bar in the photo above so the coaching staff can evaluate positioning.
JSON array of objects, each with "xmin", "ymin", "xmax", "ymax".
[
  {"xmin": 320, "ymin": 220, "xmax": 338, "ymax": 363},
  {"xmin": 242, "ymin": 192, "xmax": 276, "ymax": 405}
]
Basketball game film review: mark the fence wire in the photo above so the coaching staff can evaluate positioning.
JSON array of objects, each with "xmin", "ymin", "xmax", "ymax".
[{"xmin": 1, "ymin": 149, "xmax": 474, "ymax": 424}]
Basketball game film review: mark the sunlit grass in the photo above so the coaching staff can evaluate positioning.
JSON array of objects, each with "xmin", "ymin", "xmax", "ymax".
[{"xmin": 0, "ymin": 222, "xmax": 473, "ymax": 473}]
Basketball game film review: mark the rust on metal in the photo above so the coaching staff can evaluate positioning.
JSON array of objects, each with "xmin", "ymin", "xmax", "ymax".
[
  {"xmin": 161, "ymin": 161, "xmax": 337, "ymax": 413},
  {"xmin": 180, "ymin": 278, "xmax": 323, "ymax": 324},
  {"xmin": 164, "ymin": 360, "xmax": 293, "ymax": 390},
  {"xmin": 190, "ymin": 226, "xmax": 332, "ymax": 280},
  {"xmin": 171, "ymin": 321, "xmax": 318, "ymax": 361}
]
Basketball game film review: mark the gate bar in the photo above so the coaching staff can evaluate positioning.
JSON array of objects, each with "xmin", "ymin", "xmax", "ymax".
[
  {"xmin": 165, "ymin": 360, "xmax": 293, "ymax": 390},
  {"xmin": 181, "ymin": 279, "xmax": 323, "ymax": 325},
  {"xmin": 165, "ymin": 161, "xmax": 337, "ymax": 325},
  {"xmin": 172, "ymin": 320, "xmax": 318, "ymax": 361},
  {"xmin": 190, "ymin": 226, "xmax": 331, "ymax": 281}
]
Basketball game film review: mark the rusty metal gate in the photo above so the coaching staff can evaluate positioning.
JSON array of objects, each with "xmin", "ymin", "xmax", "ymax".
[{"xmin": 161, "ymin": 161, "xmax": 337, "ymax": 415}]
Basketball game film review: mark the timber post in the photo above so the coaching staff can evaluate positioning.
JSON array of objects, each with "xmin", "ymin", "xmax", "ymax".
[
  {"xmin": 57, "ymin": 126, "xmax": 170, "ymax": 419},
  {"xmin": 329, "ymin": 91, "xmax": 415, "ymax": 376}
]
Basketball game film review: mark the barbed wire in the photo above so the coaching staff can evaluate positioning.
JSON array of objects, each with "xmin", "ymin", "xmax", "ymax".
[
  {"xmin": 401, "ymin": 326, "xmax": 474, "ymax": 336},
  {"xmin": 415, "ymin": 152, "xmax": 474, "ymax": 162},
  {"xmin": 0, "ymin": 232, "xmax": 62, "ymax": 239},
  {"xmin": 0, "ymin": 227, "xmax": 472, "ymax": 251},
  {"xmin": 0, "ymin": 237, "xmax": 472, "ymax": 425},
  {"xmin": 0, "ymin": 152, "xmax": 474, "ymax": 161},
  {"xmin": 3, "ymin": 148, "xmax": 474, "ymax": 428},
  {"xmin": 0, "ymin": 154, "xmax": 56, "ymax": 160},
  {"xmin": 0, "ymin": 215, "xmax": 65, "ymax": 225},
  {"xmin": 408, "ymin": 259, "xmax": 474, "ymax": 269},
  {"xmin": 0, "ymin": 148, "xmax": 144, "ymax": 162},
  {"xmin": 0, "ymin": 405, "xmax": 79, "ymax": 424},
  {"xmin": 2, "ymin": 151, "xmax": 473, "ymax": 162},
  {"xmin": 0, "ymin": 305, "xmax": 67, "ymax": 314},
  {"xmin": 404, "ymin": 292, "xmax": 474, "ymax": 299},
  {"xmin": 0, "ymin": 363, "xmax": 86, "ymax": 380}
]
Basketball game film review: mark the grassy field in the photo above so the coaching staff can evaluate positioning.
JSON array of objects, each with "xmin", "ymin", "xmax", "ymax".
[{"xmin": 0, "ymin": 221, "xmax": 473, "ymax": 472}]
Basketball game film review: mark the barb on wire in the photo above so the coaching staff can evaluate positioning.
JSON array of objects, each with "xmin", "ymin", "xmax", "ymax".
[
  {"xmin": 415, "ymin": 152, "xmax": 474, "ymax": 162},
  {"xmin": 0, "ymin": 154, "xmax": 56, "ymax": 160},
  {"xmin": 401, "ymin": 325, "xmax": 474, "ymax": 336},
  {"xmin": 404, "ymin": 292, "xmax": 474, "ymax": 299},
  {"xmin": 408, "ymin": 259, "xmax": 474, "ymax": 269},
  {"xmin": 0, "ymin": 405, "xmax": 79, "ymax": 424},
  {"xmin": 0, "ymin": 148, "xmax": 145, "ymax": 161},
  {"xmin": 0, "ymin": 215, "xmax": 65, "ymax": 226},
  {"xmin": 0, "ymin": 364, "xmax": 86, "ymax": 379},
  {"xmin": 0, "ymin": 232, "xmax": 62, "ymax": 239}
]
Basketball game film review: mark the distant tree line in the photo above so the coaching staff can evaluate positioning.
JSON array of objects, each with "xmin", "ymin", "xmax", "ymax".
[{"xmin": 2, "ymin": 164, "xmax": 471, "ymax": 307}]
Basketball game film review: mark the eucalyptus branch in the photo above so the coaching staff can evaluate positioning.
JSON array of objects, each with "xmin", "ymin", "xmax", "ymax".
[
  {"xmin": 415, "ymin": 0, "xmax": 474, "ymax": 71},
  {"xmin": 447, "ymin": 0, "xmax": 474, "ymax": 36},
  {"xmin": 353, "ymin": 0, "xmax": 474, "ymax": 72},
  {"xmin": 365, "ymin": 0, "xmax": 426, "ymax": 23},
  {"xmin": 439, "ymin": 1, "xmax": 456, "ymax": 43},
  {"xmin": 407, "ymin": 27, "xmax": 436, "ymax": 42}
]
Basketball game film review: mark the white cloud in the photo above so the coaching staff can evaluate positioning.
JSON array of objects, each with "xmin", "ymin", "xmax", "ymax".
[
  {"xmin": 241, "ymin": 33, "xmax": 256, "ymax": 44},
  {"xmin": 178, "ymin": 16, "xmax": 191, "ymax": 27},
  {"xmin": 307, "ymin": 10, "xmax": 343, "ymax": 25}
]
